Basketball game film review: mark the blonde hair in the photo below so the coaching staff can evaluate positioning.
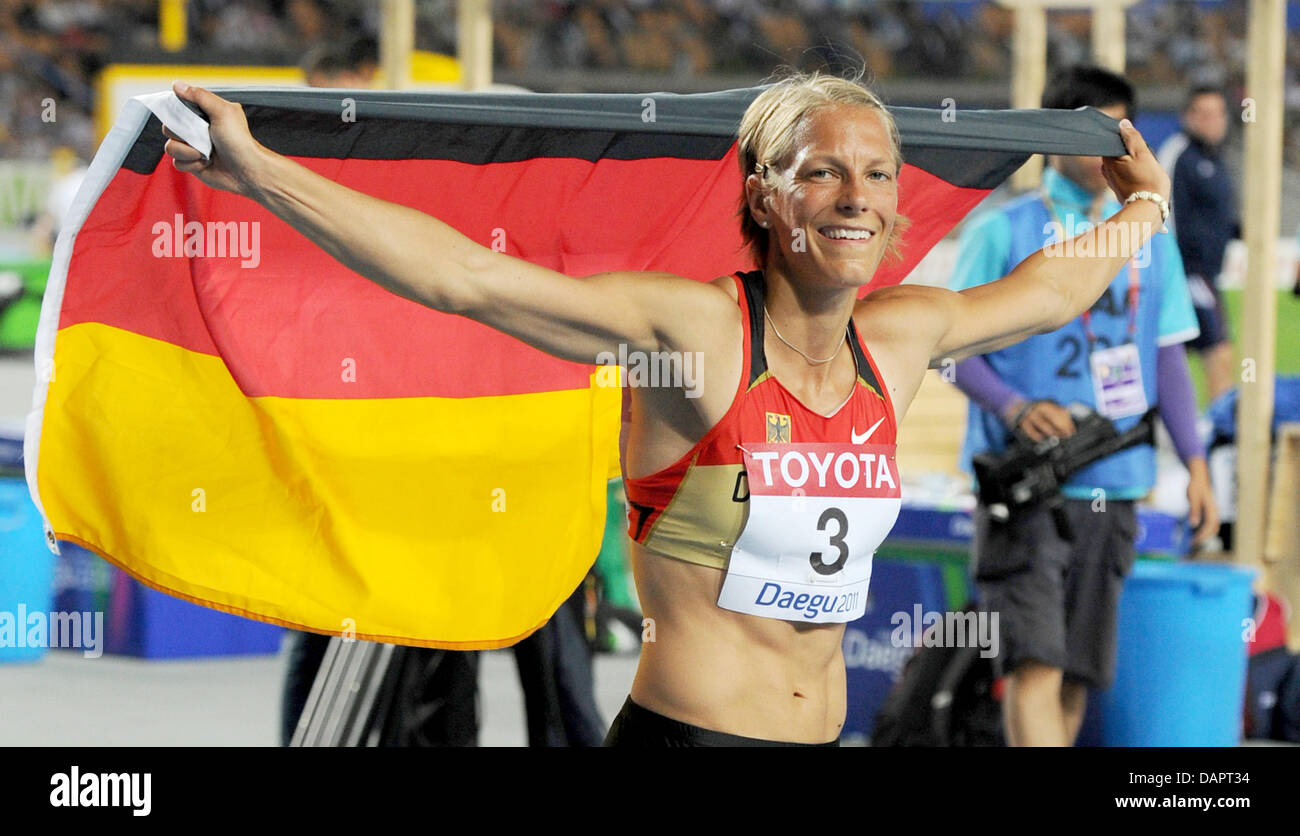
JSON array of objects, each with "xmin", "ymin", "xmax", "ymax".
[{"xmin": 737, "ymin": 69, "xmax": 910, "ymax": 269}]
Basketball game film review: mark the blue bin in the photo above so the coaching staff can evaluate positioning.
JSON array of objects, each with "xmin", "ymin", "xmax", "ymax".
[
  {"xmin": 1080, "ymin": 560, "xmax": 1256, "ymax": 746},
  {"xmin": 0, "ymin": 477, "xmax": 55, "ymax": 663}
]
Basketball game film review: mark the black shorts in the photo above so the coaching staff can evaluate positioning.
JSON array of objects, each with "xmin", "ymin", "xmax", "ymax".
[
  {"xmin": 971, "ymin": 499, "xmax": 1137, "ymax": 690},
  {"xmin": 603, "ymin": 697, "xmax": 840, "ymax": 747},
  {"xmin": 1186, "ymin": 273, "xmax": 1229, "ymax": 351}
]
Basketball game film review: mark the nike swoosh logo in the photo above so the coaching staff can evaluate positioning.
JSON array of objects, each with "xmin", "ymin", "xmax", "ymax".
[{"xmin": 851, "ymin": 417, "xmax": 886, "ymax": 445}]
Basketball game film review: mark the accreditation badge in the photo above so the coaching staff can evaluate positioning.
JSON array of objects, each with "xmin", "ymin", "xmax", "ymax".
[
  {"xmin": 1089, "ymin": 342, "xmax": 1148, "ymax": 419},
  {"xmin": 716, "ymin": 442, "xmax": 901, "ymax": 623}
]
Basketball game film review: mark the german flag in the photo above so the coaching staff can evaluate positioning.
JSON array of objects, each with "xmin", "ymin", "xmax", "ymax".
[{"xmin": 25, "ymin": 87, "xmax": 1123, "ymax": 648}]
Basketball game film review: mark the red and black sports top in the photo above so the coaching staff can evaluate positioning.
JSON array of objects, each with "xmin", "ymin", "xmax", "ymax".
[{"xmin": 624, "ymin": 269, "xmax": 898, "ymax": 569}]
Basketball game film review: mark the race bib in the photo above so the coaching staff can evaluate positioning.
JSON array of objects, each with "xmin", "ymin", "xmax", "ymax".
[
  {"xmin": 717, "ymin": 442, "xmax": 901, "ymax": 623},
  {"xmin": 1090, "ymin": 342, "xmax": 1148, "ymax": 419}
]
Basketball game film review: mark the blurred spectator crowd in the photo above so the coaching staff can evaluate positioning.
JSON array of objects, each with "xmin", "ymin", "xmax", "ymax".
[
  {"xmin": 1, "ymin": 0, "xmax": 1299, "ymax": 162},
  {"xmin": 493, "ymin": 0, "xmax": 1276, "ymax": 84}
]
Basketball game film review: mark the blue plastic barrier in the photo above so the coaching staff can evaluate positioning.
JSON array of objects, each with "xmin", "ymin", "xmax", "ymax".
[
  {"xmin": 1079, "ymin": 560, "xmax": 1256, "ymax": 746},
  {"xmin": 104, "ymin": 570, "xmax": 284, "ymax": 659},
  {"xmin": 842, "ymin": 559, "xmax": 948, "ymax": 741},
  {"xmin": 0, "ymin": 477, "xmax": 55, "ymax": 663},
  {"xmin": 889, "ymin": 502, "xmax": 1188, "ymax": 557},
  {"xmin": 53, "ymin": 541, "xmax": 282, "ymax": 659}
]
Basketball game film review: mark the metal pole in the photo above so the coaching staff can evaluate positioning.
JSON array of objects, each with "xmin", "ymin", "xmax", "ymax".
[
  {"xmin": 159, "ymin": 0, "xmax": 187, "ymax": 52},
  {"xmin": 1235, "ymin": 0, "xmax": 1286, "ymax": 568},
  {"xmin": 1091, "ymin": 0, "xmax": 1126, "ymax": 72},
  {"xmin": 381, "ymin": 0, "xmax": 415, "ymax": 90},
  {"xmin": 458, "ymin": 0, "xmax": 493, "ymax": 91},
  {"xmin": 1008, "ymin": 1, "xmax": 1048, "ymax": 192}
]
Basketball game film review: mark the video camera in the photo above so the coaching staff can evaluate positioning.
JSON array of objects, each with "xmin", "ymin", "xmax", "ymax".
[{"xmin": 972, "ymin": 402, "xmax": 1156, "ymax": 541}]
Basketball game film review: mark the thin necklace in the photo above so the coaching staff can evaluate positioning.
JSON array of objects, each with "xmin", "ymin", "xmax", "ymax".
[{"xmin": 764, "ymin": 305, "xmax": 847, "ymax": 365}]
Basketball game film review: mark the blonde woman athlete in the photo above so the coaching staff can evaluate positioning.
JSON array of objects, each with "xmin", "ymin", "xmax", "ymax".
[{"xmin": 163, "ymin": 73, "xmax": 1170, "ymax": 747}]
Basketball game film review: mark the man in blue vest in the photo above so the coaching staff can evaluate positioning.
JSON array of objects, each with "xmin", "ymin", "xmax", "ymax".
[{"xmin": 949, "ymin": 66, "xmax": 1219, "ymax": 746}]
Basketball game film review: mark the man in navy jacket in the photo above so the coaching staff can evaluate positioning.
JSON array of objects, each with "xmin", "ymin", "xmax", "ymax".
[{"xmin": 1157, "ymin": 86, "xmax": 1240, "ymax": 400}]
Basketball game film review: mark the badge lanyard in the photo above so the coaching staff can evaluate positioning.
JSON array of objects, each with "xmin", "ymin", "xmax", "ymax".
[{"xmin": 1041, "ymin": 189, "xmax": 1140, "ymax": 348}]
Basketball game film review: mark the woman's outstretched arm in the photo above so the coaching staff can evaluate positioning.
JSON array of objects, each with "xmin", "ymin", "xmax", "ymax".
[{"xmin": 859, "ymin": 118, "xmax": 1169, "ymax": 369}]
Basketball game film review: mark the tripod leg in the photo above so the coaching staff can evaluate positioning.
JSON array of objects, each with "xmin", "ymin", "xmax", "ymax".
[
  {"xmin": 290, "ymin": 635, "xmax": 350, "ymax": 747},
  {"xmin": 292, "ymin": 638, "xmax": 398, "ymax": 747},
  {"xmin": 348, "ymin": 644, "xmax": 405, "ymax": 747}
]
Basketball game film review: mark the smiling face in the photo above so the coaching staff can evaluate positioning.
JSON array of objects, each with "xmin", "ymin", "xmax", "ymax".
[{"xmin": 746, "ymin": 104, "xmax": 900, "ymax": 290}]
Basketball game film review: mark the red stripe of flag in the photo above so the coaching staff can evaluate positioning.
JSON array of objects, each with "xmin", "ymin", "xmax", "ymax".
[{"xmin": 59, "ymin": 150, "xmax": 990, "ymax": 399}]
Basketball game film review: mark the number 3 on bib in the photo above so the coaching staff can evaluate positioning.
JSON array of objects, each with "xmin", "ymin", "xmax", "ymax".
[
  {"xmin": 811, "ymin": 507, "xmax": 850, "ymax": 575},
  {"xmin": 717, "ymin": 443, "xmax": 902, "ymax": 623}
]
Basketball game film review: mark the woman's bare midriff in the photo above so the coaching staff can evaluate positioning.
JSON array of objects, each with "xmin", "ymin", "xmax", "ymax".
[{"xmin": 627, "ymin": 539, "xmax": 848, "ymax": 743}]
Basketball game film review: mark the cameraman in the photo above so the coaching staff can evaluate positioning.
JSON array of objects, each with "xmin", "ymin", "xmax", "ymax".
[{"xmin": 948, "ymin": 66, "xmax": 1218, "ymax": 747}]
